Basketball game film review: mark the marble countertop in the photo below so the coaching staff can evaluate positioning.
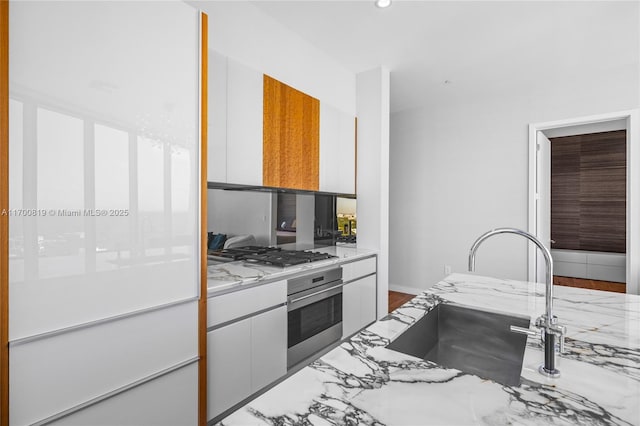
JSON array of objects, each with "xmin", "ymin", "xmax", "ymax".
[
  {"xmin": 218, "ymin": 273, "xmax": 640, "ymax": 425},
  {"xmin": 207, "ymin": 245, "xmax": 376, "ymax": 296}
]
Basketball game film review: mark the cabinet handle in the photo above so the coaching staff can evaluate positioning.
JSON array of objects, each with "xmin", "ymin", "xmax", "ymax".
[{"xmin": 288, "ymin": 283, "xmax": 343, "ymax": 305}]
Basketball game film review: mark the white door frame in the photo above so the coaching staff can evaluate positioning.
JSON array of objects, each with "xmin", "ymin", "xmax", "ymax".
[{"xmin": 528, "ymin": 109, "xmax": 640, "ymax": 295}]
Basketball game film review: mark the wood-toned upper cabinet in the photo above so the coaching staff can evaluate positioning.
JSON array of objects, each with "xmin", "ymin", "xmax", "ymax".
[
  {"xmin": 263, "ymin": 75, "xmax": 320, "ymax": 191},
  {"xmin": 226, "ymin": 58, "xmax": 263, "ymax": 186},
  {"xmin": 319, "ymin": 104, "xmax": 356, "ymax": 195}
]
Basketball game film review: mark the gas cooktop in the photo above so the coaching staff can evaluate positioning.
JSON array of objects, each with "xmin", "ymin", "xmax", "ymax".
[
  {"xmin": 208, "ymin": 246, "xmax": 281, "ymax": 262},
  {"xmin": 208, "ymin": 246, "xmax": 336, "ymax": 267}
]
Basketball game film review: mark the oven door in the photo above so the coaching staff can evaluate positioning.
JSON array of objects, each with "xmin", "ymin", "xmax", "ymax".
[{"xmin": 287, "ymin": 281, "xmax": 343, "ymax": 369}]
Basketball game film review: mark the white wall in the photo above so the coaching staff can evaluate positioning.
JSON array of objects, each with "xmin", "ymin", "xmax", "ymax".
[
  {"xmin": 357, "ymin": 67, "xmax": 390, "ymax": 318},
  {"xmin": 390, "ymin": 63, "xmax": 639, "ymax": 292},
  {"xmin": 203, "ymin": 1, "xmax": 355, "ymax": 115},
  {"xmin": 207, "ymin": 189, "xmax": 275, "ymax": 246}
]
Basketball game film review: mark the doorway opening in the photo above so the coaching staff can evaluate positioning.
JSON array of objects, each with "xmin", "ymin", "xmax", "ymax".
[
  {"xmin": 528, "ymin": 110, "xmax": 639, "ymax": 295},
  {"xmin": 550, "ymin": 130, "xmax": 626, "ymax": 292}
]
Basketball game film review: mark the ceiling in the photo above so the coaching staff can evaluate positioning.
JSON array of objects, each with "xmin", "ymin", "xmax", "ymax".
[{"xmin": 250, "ymin": 1, "xmax": 639, "ymax": 113}]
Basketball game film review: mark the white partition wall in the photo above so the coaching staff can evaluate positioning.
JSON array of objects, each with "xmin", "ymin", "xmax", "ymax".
[
  {"xmin": 8, "ymin": 1, "xmax": 201, "ymax": 424},
  {"xmin": 356, "ymin": 67, "xmax": 390, "ymax": 319}
]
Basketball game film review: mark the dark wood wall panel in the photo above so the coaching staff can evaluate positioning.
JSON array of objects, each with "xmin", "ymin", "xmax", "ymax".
[
  {"xmin": 551, "ymin": 136, "xmax": 581, "ymax": 249},
  {"xmin": 551, "ymin": 130, "xmax": 626, "ymax": 253}
]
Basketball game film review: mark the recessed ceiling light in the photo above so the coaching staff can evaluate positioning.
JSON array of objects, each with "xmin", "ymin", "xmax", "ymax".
[{"xmin": 375, "ymin": 0, "xmax": 392, "ymax": 8}]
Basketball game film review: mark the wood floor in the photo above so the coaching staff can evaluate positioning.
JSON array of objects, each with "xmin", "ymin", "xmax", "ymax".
[
  {"xmin": 388, "ymin": 291, "xmax": 416, "ymax": 313},
  {"xmin": 554, "ymin": 276, "xmax": 626, "ymax": 293}
]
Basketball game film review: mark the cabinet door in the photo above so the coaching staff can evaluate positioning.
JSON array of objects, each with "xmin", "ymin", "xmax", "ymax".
[
  {"xmin": 251, "ymin": 306, "xmax": 287, "ymax": 392},
  {"xmin": 342, "ymin": 280, "xmax": 361, "ymax": 338},
  {"xmin": 227, "ymin": 59, "xmax": 263, "ymax": 185},
  {"xmin": 263, "ymin": 75, "xmax": 320, "ymax": 190},
  {"xmin": 342, "ymin": 257, "xmax": 377, "ymax": 282},
  {"xmin": 319, "ymin": 103, "xmax": 356, "ymax": 194},
  {"xmin": 342, "ymin": 274, "xmax": 377, "ymax": 339},
  {"xmin": 358, "ymin": 275, "xmax": 377, "ymax": 327},
  {"xmin": 207, "ymin": 319, "xmax": 252, "ymax": 420},
  {"xmin": 208, "ymin": 279, "xmax": 286, "ymax": 328},
  {"xmin": 52, "ymin": 364, "xmax": 198, "ymax": 426},
  {"xmin": 208, "ymin": 50, "xmax": 228, "ymax": 183}
]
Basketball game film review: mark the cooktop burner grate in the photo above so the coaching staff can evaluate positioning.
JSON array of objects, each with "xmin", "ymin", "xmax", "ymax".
[
  {"xmin": 208, "ymin": 245, "xmax": 336, "ymax": 267},
  {"xmin": 208, "ymin": 246, "xmax": 282, "ymax": 261},
  {"xmin": 243, "ymin": 250, "xmax": 336, "ymax": 267}
]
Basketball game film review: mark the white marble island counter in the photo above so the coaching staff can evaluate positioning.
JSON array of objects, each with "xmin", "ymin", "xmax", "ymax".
[
  {"xmin": 207, "ymin": 245, "xmax": 376, "ymax": 296},
  {"xmin": 218, "ymin": 273, "xmax": 640, "ymax": 425}
]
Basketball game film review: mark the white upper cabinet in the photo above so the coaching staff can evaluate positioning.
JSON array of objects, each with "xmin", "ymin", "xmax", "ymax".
[
  {"xmin": 226, "ymin": 58, "xmax": 263, "ymax": 186},
  {"xmin": 9, "ymin": 0, "xmax": 200, "ymax": 339},
  {"xmin": 319, "ymin": 103, "xmax": 356, "ymax": 195},
  {"xmin": 208, "ymin": 50, "xmax": 228, "ymax": 183},
  {"xmin": 208, "ymin": 52, "xmax": 356, "ymax": 193}
]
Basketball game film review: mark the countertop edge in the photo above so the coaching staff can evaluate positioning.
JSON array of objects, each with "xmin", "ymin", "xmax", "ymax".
[{"xmin": 207, "ymin": 251, "xmax": 377, "ymax": 298}]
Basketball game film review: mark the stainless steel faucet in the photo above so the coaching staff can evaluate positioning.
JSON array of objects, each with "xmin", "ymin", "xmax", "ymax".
[{"xmin": 468, "ymin": 227, "xmax": 566, "ymax": 378}]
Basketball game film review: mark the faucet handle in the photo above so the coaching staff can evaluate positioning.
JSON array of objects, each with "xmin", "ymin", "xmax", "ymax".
[
  {"xmin": 534, "ymin": 316, "xmax": 567, "ymax": 353},
  {"xmin": 551, "ymin": 324, "xmax": 567, "ymax": 353},
  {"xmin": 510, "ymin": 325, "xmax": 541, "ymax": 338}
]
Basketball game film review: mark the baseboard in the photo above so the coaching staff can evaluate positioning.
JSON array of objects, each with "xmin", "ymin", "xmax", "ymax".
[{"xmin": 388, "ymin": 284, "xmax": 421, "ymax": 295}]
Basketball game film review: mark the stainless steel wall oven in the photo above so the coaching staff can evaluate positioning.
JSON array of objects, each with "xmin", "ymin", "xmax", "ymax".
[{"xmin": 287, "ymin": 267, "xmax": 343, "ymax": 369}]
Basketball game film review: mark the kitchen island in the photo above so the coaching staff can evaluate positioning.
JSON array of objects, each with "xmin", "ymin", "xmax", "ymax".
[{"xmin": 217, "ymin": 273, "xmax": 640, "ymax": 425}]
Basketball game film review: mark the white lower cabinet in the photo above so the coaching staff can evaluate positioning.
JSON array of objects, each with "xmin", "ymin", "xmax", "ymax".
[
  {"xmin": 207, "ymin": 305, "xmax": 286, "ymax": 421},
  {"xmin": 359, "ymin": 275, "xmax": 377, "ymax": 327},
  {"xmin": 342, "ymin": 281, "xmax": 360, "ymax": 338},
  {"xmin": 10, "ymin": 301, "xmax": 198, "ymax": 426},
  {"xmin": 207, "ymin": 318, "xmax": 252, "ymax": 420},
  {"xmin": 342, "ymin": 274, "xmax": 377, "ymax": 338},
  {"xmin": 251, "ymin": 307, "xmax": 287, "ymax": 392},
  {"xmin": 52, "ymin": 363, "xmax": 198, "ymax": 426}
]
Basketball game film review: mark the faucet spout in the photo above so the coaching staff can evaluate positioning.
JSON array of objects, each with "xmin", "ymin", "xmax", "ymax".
[{"xmin": 468, "ymin": 228, "xmax": 565, "ymax": 378}]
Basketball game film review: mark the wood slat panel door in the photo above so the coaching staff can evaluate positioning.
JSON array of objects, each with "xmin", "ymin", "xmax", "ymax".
[
  {"xmin": 579, "ymin": 132, "xmax": 626, "ymax": 252},
  {"xmin": 551, "ymin": 130, "xmax": 626, "ymax": 253},
  {"xmin": 551, "ymin": 135, "xmax": 581, "ymax": 250},
  {"xmin": 263, "ymin": 75, "xmax": 320, "ymax": 191}
]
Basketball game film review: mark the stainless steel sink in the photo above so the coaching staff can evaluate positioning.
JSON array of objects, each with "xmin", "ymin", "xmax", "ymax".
[{"xmin": 386, "ymin": 303, "xmax": 530, "ymax": 387}]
